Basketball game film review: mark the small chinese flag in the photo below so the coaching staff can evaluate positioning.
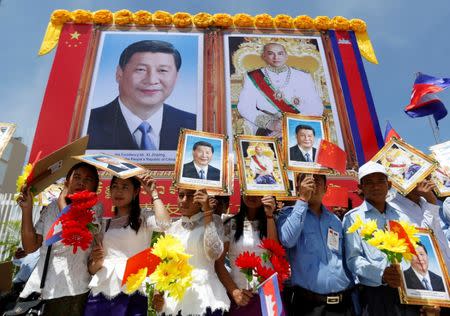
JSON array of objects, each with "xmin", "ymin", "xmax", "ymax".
[
  {"xmin": 121, "ymin": 248, "xmax": 161, "ymax": 286},
  {"xmin": 323, "ymin": 185, "xmax": 349, "ymax": 208},
  {"xmin": 316, "ymin": 140, "xmax": 347, "ymax": 174},
  {"xmin": 389, "ymin": 221, "xmax": 417, "ymax": 256}
]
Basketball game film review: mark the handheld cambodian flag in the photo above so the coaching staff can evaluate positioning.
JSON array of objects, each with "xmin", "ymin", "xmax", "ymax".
[
  {"xmin": 258, "ymin": 272, "xmax": 285, "ymax": 316},
  {"xmin": 405, "ymin": 73, "xmax": 450, "ymax": 125},
  {"xmin": 44, "ymin": 204, "xmax": 71, "ymax": 246},
  {"xmin": 384, "ymin": 121, "xmax": 401, "ymax": 143}
]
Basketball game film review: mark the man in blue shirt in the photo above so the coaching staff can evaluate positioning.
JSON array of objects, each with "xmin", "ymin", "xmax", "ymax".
[
  {"xmin": 277, "ymin": 172, "xmax": 354, "ymax": 316},
  {"xmin": 343, "ymin": 161, "xmax": 414, "ymax": 316}
]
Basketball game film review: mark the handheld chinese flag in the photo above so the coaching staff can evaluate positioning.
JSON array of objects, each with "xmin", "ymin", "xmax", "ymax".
[
  {"xmin": 389, "ymin": 221, "xmax": 417, "ymax": 256},
  {"xmin": 122, "ymin": 248, "xmax": 161, "ymax": 286},
  {"xmin": 258, "ymin": 273, "xmax": 285, "ymax": 316},
  {"xmin": 323, "ymin": 185, "xmax": 349, "ymax": 208},
  {"xmin": 405, "ymin": 73, "xmax": 450, "ymax": 125},
  {"xmin": 316, "ymin": 140, "xmax": 347, "ymax": 174},
  {"xmin": 384, "ymin": 121, "xmax": 401, "ymax": 143}
]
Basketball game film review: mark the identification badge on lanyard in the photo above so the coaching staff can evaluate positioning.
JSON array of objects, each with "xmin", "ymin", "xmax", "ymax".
[{"xmin": 327, "ymin": 227, "xmax": 339, "ymax": 252}]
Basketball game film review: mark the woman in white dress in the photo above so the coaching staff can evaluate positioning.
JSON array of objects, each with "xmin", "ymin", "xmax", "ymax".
[
  {"xmin": 84, "ymin": 174, "xmax": 171, "ymax": 316},
  {"xmin": 215, "ymin": 195, "xmax": 277, "ymax": 315},
  {"xmin": 162, "ymin": 188, "xmax": 230, "ymax": 316}
]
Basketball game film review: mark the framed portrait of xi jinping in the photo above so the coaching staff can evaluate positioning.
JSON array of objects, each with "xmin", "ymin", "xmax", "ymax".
[
  {"xmin": 174, "ymin": 129, "xmax": 228, "ymax": 192},
  {"xmin": 371, "ymin": 138, "xmax": 437, "ymax": 195},
  {"xmin": 282, "ymin": 113, "xmax": 331, "ymax": 174},
  {"xmin": 399, "ymin": 228, "xmax": 450, "ymax": 307},
  {"xmin": 80, "ymin": 31, "xmax": 204, "ymax": 165},
  {"xmin": 234, "ymin": 135, "xmax": 289, "ymax": 196}
]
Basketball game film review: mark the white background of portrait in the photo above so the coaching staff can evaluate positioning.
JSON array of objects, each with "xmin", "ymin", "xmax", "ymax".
[
  {"xmin": 224, "ymin": 33, "xmax": 344, "ymax": 151},
  {"xmin": 81, "ymin": 31, "xmax": 204, "ymax": 164}
]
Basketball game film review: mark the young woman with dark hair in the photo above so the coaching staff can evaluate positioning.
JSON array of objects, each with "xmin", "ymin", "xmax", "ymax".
[
  {"xmin": 215, "ymin": 195, "xmax": 277, "ymax": 315},
  {"xmin": 84, "ymin": 173, "xmax": 170, "ymax": 316}
]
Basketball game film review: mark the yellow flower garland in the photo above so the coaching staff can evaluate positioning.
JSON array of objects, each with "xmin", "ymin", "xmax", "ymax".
[
  {"xmin": 133, "ymin": 10, "xmax": 152, "ymax": 26},
  {"xmin": 313, "ymin": 16, "xmax": 331, "ymax": 31},
  {"xmin": 274, "ymin": 14, "xmax": 293, "ymax": 29},
  {"xmin": 233, "ymin": 13, "xmax": 254, "ymax": 27},
  {"xmin": 153, "ymin": 10, "xmax": 172, "ymax": 26},
  {"xmin": 213, "ymin": 13, "xmax": 233, "ymax": 28},
  {"xmin": 114, "ymin": 10, "xmax": 133, "ymax": 26},
  {"xmin": 293, "ymin": 15, "xmax": 314, "ymax": 29},
  {"xmin": 254, "ymin": 13, "xmax": 274, "ymax": 28},
  {"xmin": 72, "ymin": 9, "xmax": 93, "ymax": 24},
  {"xmin": 331, "ymin": 16, "xmax": 350, "ymax": 31},
  {"xmin": 193, "ymin": 12, "xmax": 213, "ymax": 28},
  {"xmin": 93, "ymin": 10, "xmax": 113, "ymax": 25},
  {"xmin": 350, "ymin": 18, "xmax": 367, "ymax": 33},
  {"xmin": 173, "ymin": 12, "xmax": 192, "ymax": 28},
  {"xmin": 50, "ymin": 9, "xmax": 72, "ymax": 26}
]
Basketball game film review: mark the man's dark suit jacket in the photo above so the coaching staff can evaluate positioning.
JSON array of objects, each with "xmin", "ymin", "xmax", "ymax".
[
  {"xmin": 182, "ymin": 161, "xmax": 220, "ymax": 181},
  {"xmin": 87, "ymin": 98, "xmax": 196, "ymax": 150},
  {"xmin": 106, "ymin": 162, "xmax": 136, "ymax": 174},
  {"xmin": 403, "ymin": 267, "xmax": 445, "ymax": 292},
  {"xmin": 289, "ymin": 145, "xmax": 317, "ymax": 162}
]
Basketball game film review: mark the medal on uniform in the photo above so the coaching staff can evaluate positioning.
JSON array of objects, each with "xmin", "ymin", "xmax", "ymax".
[
  {"xmin": 274, "ymin": 90, "xmax": 284, "ymax": 100},
  {"xmin": 292, "ymin": 97, "xmax": 300, "ymax": 106}
]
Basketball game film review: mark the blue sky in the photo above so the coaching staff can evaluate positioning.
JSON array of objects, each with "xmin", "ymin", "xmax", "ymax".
[{"xmin": 1, "ymin": 0, "xmax": 449, "ymax": 160}]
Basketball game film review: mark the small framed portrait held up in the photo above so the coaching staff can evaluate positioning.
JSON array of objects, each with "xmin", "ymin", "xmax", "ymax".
[
  {"xmin": 282, "ymin": 113, "xmax": 331, "ymax": 174},
  {"xmin": 371, "ymin": 138, "xmax": 437, "ymax": 195},
  {"xmin": 429, "ymin": 141, "xmax": 450, "ymax": 197},
  {"xmin": 399, "ymin": 228, "xmax": 450, "ymax": 308},
  {"xmin": 0, "ymin": 122, "xmax": 16, "ymax": 158},
  {"xmin": 234, "ymin": 135, "xmax": 289, "ymax": 196},
  {"xmin": 73, "ymin": 153, "xmax": 147, "ymax": 179},
  {"xmin": 174, "ymin": 129, "xmax": 228, "ymax": 192}
]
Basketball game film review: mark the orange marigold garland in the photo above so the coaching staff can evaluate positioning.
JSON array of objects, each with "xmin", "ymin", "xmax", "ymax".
[
  {"xmin": 213, "ymin": 13, "xmax": 233, "ymax": 28},
  {"xmin": 114, "ymin": 9, "xmax": 134, "ymax": 26},
  {"xmin": 72, "ymin": 9, "xmax": 93, "ymax": 24},
  {"xmin": 331, "ymin": 16, "xmax": 350, "ymax": 31},
  {"xmin": 349, "ymin": 18, "xmax": 367, "ymax": 33},
  {"xmin": 173, "ymin": 12, "xmax": 192, "ymax": 28},
  {"xmin": 50, "ymin": 9, "xmax": 73, "ymax": 26},
  {"xmin": 93, "ymin": 10, "xmax": 113, "ymax": 25},
  {"xmin": 313, "ymin": 15, "xmax": 331, "ymax": 31},
  {"xmin": 254, "ymin": 13, "xmax": 274, "ymax": 28},
  {"xmin": 133, "ymin": 10, "xmax": 152, "ymax": 26},
  {"xmin": 193, "ymin": 12, "xmax": 213, "ymax": 28},
  {"xmin": 293, "ymin": 15, "xmax": 314, "ymax": 29},
  {"xmin": 233, "ymin": 13, "xmax": 254, "ymax": 27},
  {"xmin": 274, "ymin": 14, "xmax": 293, "ymax": 29},
  {"xmin": 153, "ymin": 10, "xmax": 172, "ymax": 26}
]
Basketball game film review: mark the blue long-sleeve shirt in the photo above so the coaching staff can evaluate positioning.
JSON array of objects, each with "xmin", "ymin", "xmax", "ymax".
[
  {"xmin": 277, "ymin": 200, "xmax": 352, "ymax": 294},
  {"xmin": 342, "ymin": 201, "xmax": 411, "ymax": 287}
]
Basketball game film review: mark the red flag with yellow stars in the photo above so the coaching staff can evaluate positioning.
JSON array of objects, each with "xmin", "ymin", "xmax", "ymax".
[
  {"xmin": 121, "ymin": 248, "xmax": 161, "ymax": 286},
  {"xmin": 30, "ymin": 23, "xmax": 93, "ymax": 162},
  {"xmin": 323, "ymin": 184, "xmax": 349, "ymax": 208},
  {"xmin": 316, "ymin": 139, "xmax": 347, "ymax": 174}
]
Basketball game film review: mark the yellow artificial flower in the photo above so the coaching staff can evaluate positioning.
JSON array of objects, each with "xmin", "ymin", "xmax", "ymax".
[
  {"xmin": 346, "ymin": 215, "xmax": 363, "ymax": 233},
  {"xmin": 331, "ymin": 16, "xmax": 350, "ymax": 31},
  {"xmin": 173, "ymin": 12, "xmax": 192, "ymax": 28},
  {"xmin": 125, "ymin": 267, "xmax": 147, "ymax": 294},
  {"xmin": 274, "ymin": 14, "xmax": 293, "ymax": 29},
  {"xmin": 313, "ymin": 16, "xmax": 331, "ymax": 31},
  {"xmin": 72, "ymin": 10, "xmax": 93, "ymax": 24},
  {"xmin": 50, "ymin": 9, "xmax": 73, "ymax": 26},
  {"xmin": 152, "ymin": 234, "xmax": 191, "ymax": 261},
  {"xmin": 193, "ymin": 12, "xmax": 213, "ymax": 28},
  {"xmin": 150, "ymin": 261, "xmax": 178, "ymax": 290},
  {"xmin": 233, "ymin": 13, "xmax": 254, "ymax": 27},
  {"xmin": 213, "ymin": 13, "xmax": 233, "ymax": 28},
  {"xmin": 93, "ymin": 10, "xmax": 113, "ymax": 25},
  {"xmin": 166, "ymin": 275, "xmax": 192, "ymax": 301},
  {"xmin": 378, "ymin": 231, "xmax": 408, "ymax": 254},
  {"xmin": 398, "ymin": 220, "xmax": 420, "ymax": 245},
  {"xmin": 367, "ymin": 229, "xmax": 385, "ymax": 248},
  {"xmin": 153, "ymin": 10, "xmax": 173, "ymax": 26},
  {"xmin": 360, "ymin": 219, "xmax": 378, "ymax": 238},
  {"xmin": 402, "ymin": 252, "xmax": 413, "ymax": 262},
  {"xmin": 133, "ymin": 10, "xmax": 152, "ymax": 26},
  {"xmin": 293, "ymin": 15, "xmax": 314, "ymax": 29},
  {"xmin": 349, "ymin": 18, "xmax": 367, "ymax": 33},
  {"xmin": 114, "ymin": 9, "xmax": 133, "ymax": 26},
  {"xmin": 254, "ymin": 14, "xmax": 274, "ymax": 28}
]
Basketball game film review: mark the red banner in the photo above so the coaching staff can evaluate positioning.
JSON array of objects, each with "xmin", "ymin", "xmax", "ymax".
[{"xmin": 29, "ymin": 24, "xmax": 94, "ymax": 162}]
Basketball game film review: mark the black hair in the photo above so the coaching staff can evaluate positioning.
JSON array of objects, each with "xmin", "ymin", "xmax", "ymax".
[
  {"xmin": 225, "ymin": 196, "xmax": 268, "ymax": 242},
  {"xmin": 193, "ymin": 141, "xmax": 214, "ymax": 153},
  {"xmin": 66, "ymin": 162, "xmax": 100, "ymax": 192},
  {"xmin": 110, "ymin": 176, "xmax": 142, "ymax": 234},
  {"xmin": 295, "ymin": 124, "xmax": 315, "ymax": 136},
  {"xmin": 119, "ymin": 40, "xmax": 181, "ymax": 71},
  {"xmin": 416, "ymin": 241, "xmax": 428, "ymax": 255}
]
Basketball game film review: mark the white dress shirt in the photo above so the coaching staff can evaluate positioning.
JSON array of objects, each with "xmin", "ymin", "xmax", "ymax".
[
  {"xmin": 299, "ymin": 146, "xmax": 314, "ymax": 162},
  {"xmin": 193, "ymin": 162, "xmax": 208, "ymax": 179},
  {"xmin": 118, "ymin": 98, "xmax": 163, "ymax": 149}
]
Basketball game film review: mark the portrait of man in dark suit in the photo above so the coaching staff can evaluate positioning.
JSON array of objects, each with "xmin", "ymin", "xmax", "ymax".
[
  {"xmin": 182, "ymin": 141, "xmax": 220, "ymax": 181},
  {"xmin": 403, "ymin": 242, "xmax": 446, "ymax": 292},
  {"xmin": 289, "ymin": 124, "xmax": 317, "ymax": 162},
  {"xmin": 87, "ymin": 40, "xmax": 196, "ymax": 151}
]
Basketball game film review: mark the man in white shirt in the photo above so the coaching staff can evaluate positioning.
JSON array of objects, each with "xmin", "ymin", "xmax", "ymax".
[
  {"xmin": 182, "ymin": 141, "xmax": 220, "ymax": 181},
  {"xmin": 87, "ymin": 40, "xmax": 196, "ymax": 151},
  {"xmin": 236, "ymin": 42, "xmax": 323, "ymax": 137},
  {"xmin": 388, "ymin": 178, "xmax": 450, "ymax": 268},
  {"xmin": 289, "ymin": 124, "xmax": 317, "ymax": 162}
]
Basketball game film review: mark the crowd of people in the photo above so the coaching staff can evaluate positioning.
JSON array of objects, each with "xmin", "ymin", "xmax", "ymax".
[{"xmin": 0, "ymin": 159, "xmax": 448, "ymax": 316}]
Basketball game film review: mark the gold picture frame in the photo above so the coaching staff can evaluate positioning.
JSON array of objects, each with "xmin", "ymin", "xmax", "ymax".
[
  {"xmin": 431, "ymin": 167, "xmax": 450, "ymax": 197},
  {"xmin": 173, "ymin": 129, "xmax": 229, "ymax": 193},
  {"xmin": 0, "ymin": 122, "xmax": 16, "ymax": 158},
  {"xmin": 371, "ymin": 137, "xmax": 437, "ymax": 195},
  {"xmin": 399, "ymin": 228, "xmax": 450, "ymax": 308},
  {"xmin": 73, "ymin": 153, "xmax": 147, "ymax": 179},
  {"xmin": 234, "ymin": 134, "xmax": 289, "ymax": 196},
  {"xmin": 282, "ymin": 112, "xmax": 332, "ymax": 174}
]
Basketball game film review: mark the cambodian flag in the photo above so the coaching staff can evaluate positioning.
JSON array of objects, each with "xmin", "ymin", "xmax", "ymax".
[
  {"xmin": 405, "ymin": 73, "xmax": 450, "ymax": 125},
  {"xmin": 384, "ymin": 121, "xmax": 401, "ymax": 143},
  {"xmin": 258, "ymin": 273, "xmax": 285, "ymax": 316},
  {"xmin": 44, "ymin": 204, "xmax": 70, "ymax": 246}
]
